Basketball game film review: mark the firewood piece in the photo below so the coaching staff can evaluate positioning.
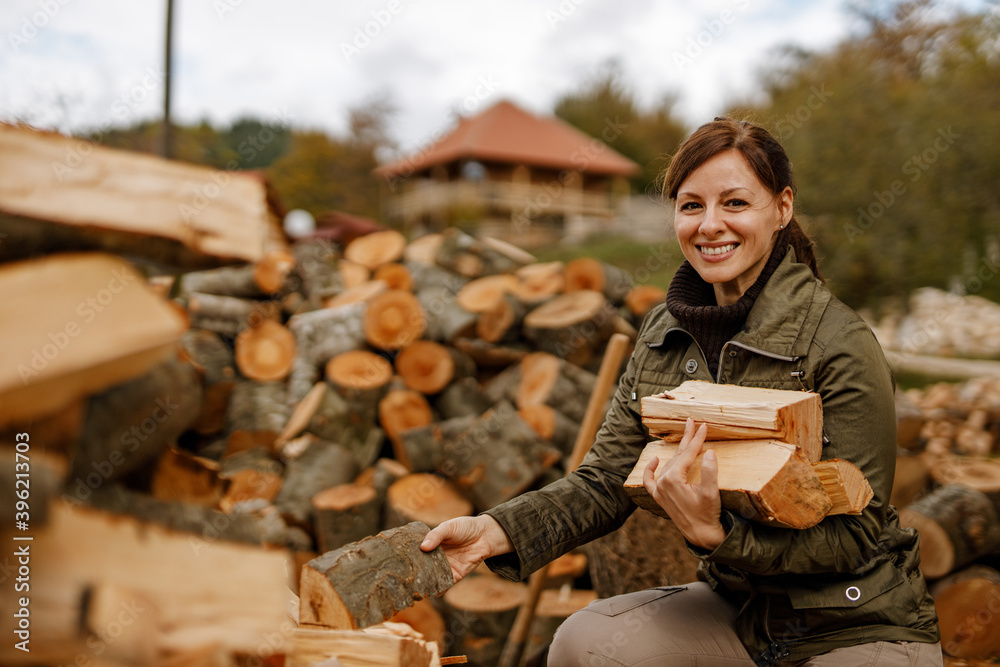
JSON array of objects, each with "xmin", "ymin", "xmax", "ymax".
[
  {"xmin": 899, "ymin": 484, "xmax": 1000, "ymax": 579},
  {"xmin": 515, "ymin": 352, "xmax": 597, "ymax": 424},
  {"xmin": 440, "ymin": 401, "xmax": 562, "ymax": 512},
  {"xmin": 896, "ymin": 389, "xmax": 925, "ymax": 451},
  {"xmin": 71, "ymin": 354, "xmax": 202, "ymax": 485},
  {"xmin": 456, "ymin": 274, "xmax": 521, "ymax": 314},
  {"xmin": 289, "ymin": 302, "xmax": 368, "ymax": 365},
  {"xmin": 308, "ymin": 382, "xmax": 385, "ymax": 470},
  {"xmin": 435, "ymin": 228, "xmax": 534, "ymax": 278},
  {"xmin": 180, "ymin": 329, "xmax": 237, "ymax": 435},
  {"xmin": 299, "ymin": 521, "xmax": 453, "ymax": 629},
  {"xmin": 380, "ymin": 388, "xmax": 435, "ymax": 470},
  {"xmin": 930, "ymin": 565, "xmax": 1000, "ymax": 659},
  {"xmin": 327, "ymin": 350, "xmax": 394, "ymax": 395},
  {"xmin": 276, "ymin": 380, "xmax": 329, "ymax": 450},
  {"xmin": 811, "ymin": 459, "xmax": 873, "ymax": 515},
  {"xmin": 293, "ymin": 239, "xmax": 343, "ymax": 302},
  {"xmin": 641, "ymin": 380, "xmax": 825, "ymax": 462},
  {"xmin": 324, "ymin": 279, "xmax": 388, "ymax": 309},
  {"xmin": 288, "ymin": 626, "xmax": 440, "ymax": 667},
  {"xmin": 356, "ymin": 457, "xmax": 410, "ymax": 507},
  {"xmin": 254, "ymin": 248, "xmax": 297, "ymax": 294},
  {"xmin": 0, "ymin": 499, "xmax": 291, "ymax": 665},
  {"xmin": 624, "ymin": 285, "xmax": 667, "ymax": 320},
  {"xmin": 441, "ymin": 576, "xmax": 528, "ymax": 666},
  {"xmin": 185, "ymin": 292, "xmax": 280, "ymax": 336},
  {"xmin": 564, "ymin": 257, "xmax": 634, "ymax": 305},
  {"xmin": 483, "ymin": 360, "xmax": 522, "ymax": 404},
  {"xmin": 930, "ymin": 456, "xmax": 1000, "ymax": 505},
  {"xmin": 219, "ymin": 444, "xmax": 284, "ymax": 477},
  {"xmin": 178, "ymin": 254, "xmax": 293, "ymax": 298},
  {"xmin": 386, "ymin": 473, "xmax": 474, "ymax": 528},
  {"xmin": 396, "ymin": 341, "xmax": 474, "ymax": 395},
  {"xmin": 517, "ymin": 403, "xmax": 579, "ymax": 456},
  {"xmin": 513, "ymin": 261, "xmax": 564, "ymax": 304},
  {"xmin": 523, "ymin": 290, "xmax": 618, "ymax": 365},
  {"xmin": 390, "ymin": 598, "xmax": 446, "ymax": 654},
  {"xmin": 477, "ymin": 293, "xmax": 529, "ymax": 344},
  {"xmin": 365, "ymin": 289, "xmax": 427, "ymax": 350},
  {"xmin": 1, "ymin": 253, "xmax": 186, "ymax": 429},
  {"xmin": 287, "ymin": 354, "xmax": 322, "ymax": 411},
  {"xmin": 891, "ymin": 453, "xmax": 931, "ymax": 509},
  {"xmin": 434, "ymin": 377, "xmax": 492, "ymax": 420},
  {"xmin": 235, "ymin": 319, "xmax": 297, "ymax": 381},
  {"xmin": 340, "ymin": 259, "xmax": 372, "ymax": 289},
  {"xmin": 313, "ymin": 483, "xmax": 382, "ymax": 553},
  {"xmin": 405, "ymin": 233, "xmax": 444, "ymax": 264},
  {"xmin": 218, "ymin": 467, "xmax": 284, "ymax": 513},
  {"xmin": 345, "ymin": 229, "xmax": 408, "ymax": 270},
  {"xmin": 408, "ymin": 259, "xmax": 468, "ymax": 293},
  {"xmin": 626, "ymin": 439, "xmax": 833, "ymax": 529},
  {"xmin": 275, "ymin": 437, "xmax": 360, "ymax": 526},
  {"xmin": 418, "ymin": 286, "xmax": 478, "ymax": 342},
  {"xmin": 225, "ymin": 380, "xmax": 288, "ymax": 454},
  {"xmin": 374, "ymin": 263, "xmax": 414, "ymax": 291},
  {"xmin": 397, "ymin": 416, "xmax": 478, "ymax": 473},
  {"xmin": 453, "ymin": 338, "xmax": 529, "ymax": 368},
  {"xmin": 151, "ymin": 446, "xmax": 225, "ymax": 507}
]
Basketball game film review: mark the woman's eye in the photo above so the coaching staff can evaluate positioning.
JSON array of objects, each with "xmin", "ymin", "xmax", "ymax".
[
  {"xmin": 726, "ymin": 199, "xmax": 749, "ymax": 208},
  {"xmin": 679, "ymin": 202, "xmax": 701, "ymax": 211}
]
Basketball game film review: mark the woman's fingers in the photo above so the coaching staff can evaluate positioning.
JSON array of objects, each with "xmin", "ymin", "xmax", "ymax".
[{"xmin": 700, "ymin": 448, "xmax": 719, "ymax": 494}]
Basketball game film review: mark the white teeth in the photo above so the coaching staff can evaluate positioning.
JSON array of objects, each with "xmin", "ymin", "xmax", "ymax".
[{"xmin": 699, "ymin": 243, "xmax": 737, "ymax": 256}]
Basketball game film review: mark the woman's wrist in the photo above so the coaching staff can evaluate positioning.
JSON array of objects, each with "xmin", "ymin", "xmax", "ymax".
[{"xmin": 479, "ymin": 514, "xmax": 515, "ymax": 556}]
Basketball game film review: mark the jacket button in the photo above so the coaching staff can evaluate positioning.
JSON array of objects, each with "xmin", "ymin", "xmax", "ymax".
[
  {"xmin": 685, "ymin": 359, "xmax": 698, "ymax": 374},
  {"xmin": 845, "ymin": 586, "xmax": 861, "ymax": 601},
  {"xmin": 728, "ymin": 349, "xmax": 738, "ymax": 357}
]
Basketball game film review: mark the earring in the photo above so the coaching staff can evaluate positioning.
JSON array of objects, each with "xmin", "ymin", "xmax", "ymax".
[{"xmin": 779, "ymin": 224, "xmax": 786, "ymax": 229}]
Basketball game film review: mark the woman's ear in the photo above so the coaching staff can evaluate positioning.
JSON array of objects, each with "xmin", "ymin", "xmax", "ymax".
[{"xmin": 777, "ymin": 186, "xmax": 794, "ymax": 227}]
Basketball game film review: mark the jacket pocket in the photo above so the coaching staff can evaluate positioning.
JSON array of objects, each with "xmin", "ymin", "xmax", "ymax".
[{"xmin": 585, "ymin": 586, "xmax": 687, "ymax": 617}]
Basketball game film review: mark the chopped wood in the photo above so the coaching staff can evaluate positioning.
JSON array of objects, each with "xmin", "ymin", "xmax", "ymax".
[
  {"xmin": 293, "ymin": 239, "xmax": 343, "ymax": 303},
  {"xmin": 390, "ymin": 598, "xmax": 446, "ymax": 653},
  {"xmin": 930, "ymin": 565, "xmax": 1000, "ymax": 659},
  {"xmin": 305, "ymin": 382, "xmax": 385, "ymax": 471},
  {"xmin": 453, "ymin": 338, "xmax": 528, "ymax": 368},
  {"xmin": 288, "ymin": 626, "xmax": 441, "ymax": 667},
  {"xmin": 275, "ymin": 437, "xmax": 360, "ymax": 526},
  {"xmin": 441, "ymin": 575, "xmax": 528, "ymax": 667},
  {"xmin": 289, "ymin": 302, "xmax": 368, "ymax": 365},
  {"xmin": 626, "ymin": 439, "xmax": 833, "ymax": 529},
  {"xmin": 179, "ymin": 263, "xmax": 272, "ymax": 299},
  {"xmin": 418, "ymin": 285, "xmax": 478, "ymax": 342},
  {"xmin": 326, "ymin": 349, "xmax": 394, "ymax": 391},
  {"xmin": 226, "ymin": 380, "xmax": 288, "ymax": 454},
  {"xmin": 276, "ymin": 380, "xmax": 329, "ymax": 450},
  {"xmin": 379, "ymin": 388, "xmax": 435, "ymax": 470},
  {"xmin": 515, "ymin": 352, "xmax": 597, "ymax": 424},
  {"xmin": 434, "ymin": 377, "xmax": 492, "ymax": 420},
  {"xmin": 180, "ymin": 329, "xmax": 237, "ymax": 435},
  {"xmin": 313, "ymin": 483, "xmax": 381, "ymax": 553},
  {"xmin": 641, "ymin": 380, "xmax": 824, "ymax": 462},
  {"xmin": 356, "ymin": 457, "xmax": 410, "ymax": 507},
  {"xmin": 385, "ymin": 473, "xmax": 474, "ymax": 528},
  {"xmin": 397, "ymin": 416, "xmax": 477, "ymax": 473},
  {"xmin": 396, "ymin": 341, "xmax": 474, "ymax": 395},
  {"xmin": 254, "ymin": 248, "xmax": 297, "ymax": 294},
  {"xmin": 523, "ymin": 289, "xmax": 619, "ymax": 365},
  {"xmin": 456, "ymin": 274, "xmax": 521, "ymax": 313},
  {"xmin": 564, "ymin": 257, "xmax": 634, "ymax": 305},
  {"xmin": 899, "ymin": 484, "xmax": 1000, "ymax": 579},
  {"xmin": 151, "ymin": 446, "xmax": 225, "ymax": 507},
  {"xmin": 299, "ymin": 521, "xmax": 453, "ymax": 630},
  {"xmin": 517, "ymin": 403, "xmax": 579, "ymax": 456},
  {"xmin": 513, "ymin": 261, "xmax": 564, "ymax": 304},
  {"xmin": 435, "ymin": 228, "xmax": 534, "ymax": 278},
  {"xmin": 405, "ymin": 233, "xmax": 444, "ymax": 264},
  {"xmin": 930, "ymin": 457, "xmax": 1000, "ymax": 501},
  {"xmin": 218, "ymin": 467, "xmax": 284, "ymax": 513},
  {"xmin": 340, "ymin": 259, "xmax": 372, "ymax": 289},
  {"xmin": 1, "ymin": 253, "xmax": 186, "ymax": 428},
  {"xmin": 364, "ymin": 289, "xmax": 427, "ymax": 350},
  {"xmin": 325, "ymin": 279, "xmax": 389, "ymax": 309},
  {"xmin": 409, "ymin": 261, "xmax": 468, "ymax": 294},
  {"xmin": 235, "ymin": 320, "xmax": 297, "ymax": 381},
  {"xmin": 477, "ymin": 292, "xmax": 529, "ymax": 344},
  {"xmin": 374, "ymin": 263, "xmax": 414, "ymax": 291},
  {"xmin": 624, "ymin": 284, "xmax": 667, "ymax": 319},
  {"xmin": 811, "ymin": 459, "xmax": 873, "ymax": 515},
  {"xmin": 344, "ymin": 229, "xmax": 408, "ymax": 270},
  {"xmin": 891, "ymin": 454, "xmax": 931, "ymax": 509}
]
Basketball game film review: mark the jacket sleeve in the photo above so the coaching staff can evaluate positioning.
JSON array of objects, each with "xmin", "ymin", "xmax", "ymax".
[
  {"xmin": 483, "ymin": 349, "xmax": 647, "ymax": 581},
  {"xmin": 700, "ymin": 314, "xmax": 896, "ymax": 576}
]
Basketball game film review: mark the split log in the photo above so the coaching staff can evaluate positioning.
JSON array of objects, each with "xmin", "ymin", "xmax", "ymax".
[
  {"xmin": 324, "ymin": 279, "xmax": 388, "ymax": 309},
  {"xmin": 276, "ymin": 380, "xmax": 329, "ymax": 450},
  {"xmin": 641, "ymin": 380, "xmax": 824, "ymax": 462},
  {"xmin": 289, "ymin": 302, "xmax": 368, "ymax": 365},
  {"xmin": 344, "ymin": 229, "xmax": 408, "ymax": 270},
  {"xmin": 441, "ymin": 576, "xmax": 528, "ymax": 667},
  {"xmin": 396, "ymin": 341, "xmax": 475, "ymax": 395},
  {"xmin": 405, "ymin": 233, "xmax": 444, "ymax": 265},
  {"xmin": 218, "ymin": 467, "xmax": 284, "ymax": 513},
  {"xmin": 151, "ymin": 446, "xmax": 225, "ymax": 507},
  {"xmin": 891, "ymin": 453, "xmax": 931, "ymax": 509},
  {"xmin": 930, "ymin": 457, "xmax": 1000, "ymax": 507},
  {"xmin": 390, "ymin": 598, "xmax": 446, "ymax": 654},
  {"xmin": 374, "ymin": 263, "xmax": 414, "ymax": 291},
  {"xmin": 626, "ymin": 439, "xmax": 833, "ymax": 529},
  {"xmin": 418, "ymin": 286, "xmax": 478, "ymax": 342},
  {"xmin": 440, "ymin": 401, "xmax": 562, "ymax": 512},
  {"xmin": 624, "ymin": 285, "xmax": 667, "ymax": 321},
  {"xmin": 453, "ymin": 338, "xmax": 528, "ymax": 368},
  {"xmin": 185, "ymin": 292, "xmax": 281, "ymax": 336},
  {"xmin": 434, "ymin": 377, "xmax": 492, "ymax": 420},
  {"xmin": 385, "ymin": 473, "xmax": 474, "ymax": 528},
  {"xmin": 313, "ymin": 483, "xmax": 382, "ymax": 553},
  {"xmin": 235, "ymin": 319, "xmax": 296, "ymax": 381},
  {"xmin": 356, "ymin": 457, "xmax": 410, "ymax": 506},
  {"xmin": 365, "ymin": 289, "xmax": 427, "ymax": 350},
  {"xmin": 379, "ymin": 388, "xmax": 435, "ymax": 470},
  {"xmin": 812, "ymin": 459, "xmax": 873, "ymax": 515},
  {"xmin": 513, "ymin": 261, "xmax": 564, "ymax": 304},
  {"xmin": 225, "ymin": 380, "xmax": 288, "ymax": 454},
  {"xmin": 564, "ymin": 257, "xmax": 634, "ymax": 305},
  {"xmin": 340, "ymin": 259, "xmax": 372, "ymax": 289},
  {"xmin": 178, "ymin": 252, "xmax": 294, "ymax": 298},
  {"xmin": 1, "ymin": 253, "xmax": 186, "ymax": 429},
  {"xmin": 515, "ymin": 352, "xmax": 597, "ymax": 424},
  {"xmin": 288, "ymin": 626, "xmax": 440, "ymax": 667},
  {"xmin": 517, "ymin": 403, "xmax": 579, "ymax": 457},
  {"xmin": 287, "ymin": 353, "xmax": 322, "ymax": 410},
  {"xmin": 435, "ymin": 228, "xmax": 534, "ymax": 278},
  {"xmin": 899, "ymin": 484, "xmax": 1000, "ymax": 579},
  {"xmin": 456, "ymin": 275, "xmax": 521, "ymax": 314},
  {"xmin": 523, "ymin": 290, "xmax": 619, "ymax": 366},
  {"xmin": 299, "ymin": 521, "xmax": 453, "ymax": 630},
  {"xmin": 71, "ymin": 354, "xmax": 202, "ymax": 485},
  {"xmin": 293, "ymin": 239, "xmax": 343, "ymax": 303},
  {"xmin": 930, "ymin": 565, "xmax": 1000, "ymax": 659},
  {"xmin": 397, "ymin": 416, "xmax": 477, "ymax": 473},
  {"xmin": 0, "ymin": 500, "xmax": 292, "ymax": 665},
  {"xmin": 275, "ymin": 437, "xmax": 360, "ymax": 526},
  {"xmin": 477, "ymin": 293, "xmax": 529, "ymax": 344},
  {"xmin": 180, "ymin": 329, "xmax": 237, "ymax": 435}
]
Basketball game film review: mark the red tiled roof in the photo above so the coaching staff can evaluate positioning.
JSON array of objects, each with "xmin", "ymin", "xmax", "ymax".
[{"xmin": 375, "ymin": 100, "xmax": 640, "ymax": 178}]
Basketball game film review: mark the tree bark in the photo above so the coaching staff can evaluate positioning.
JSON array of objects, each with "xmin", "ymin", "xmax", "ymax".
[
  {"xmin": 515, "ymin": 352, "xmax": 597, "ymax": 424},
  {"xmin": 312, "ymin": 483, "xmax": 382, "ymax": 554},
  {"xmin": 288, "ymin": 301, "xmax": 368, "ymax": 365},
  {"xmin": 523, "ymin": 290, "xmax": 619, "ymax": 366},
  {"xmin": 275, "ymin": 437, "xmax": 360, "ymax": 526},
  {"xmin": 435, "ymin": 377, "xmax": 492, "ymax": 420},
  {"xmin": 418, "ymin": 286, "xmax": 478, "ymax": 343},
  {"xmin": 180, "ymin": 329, "xmax": 236, "ymax": 435},
  {"xmin": 379, "ymin": 388, "xmax": 435, "ymax": 470},
  {"xmin": 225, "ymin": 380, "xmax": 288, "ymax": 454},
  {"xmin": 184, "ymin": 292, "xmax": 280, "ymax": 336},
  {"xmin": 397, "ymin": 415, "xmax": 478, "ymax": 473},
  {"xmin": 477, "ymin": 292, "xmax": 529, "ymax": 344}
]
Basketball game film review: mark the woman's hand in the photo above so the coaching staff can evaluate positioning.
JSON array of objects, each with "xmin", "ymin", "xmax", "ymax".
[
  {"xmin": 420, "ymin": 514, "xmax": 514, "ymax": 583},
  {"xmin": 643, "ymin": 417, "xmax": 727, "ymax": 551}
]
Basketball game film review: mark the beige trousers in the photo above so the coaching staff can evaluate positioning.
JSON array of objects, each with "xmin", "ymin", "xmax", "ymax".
[{"xmin": 546, "ymin": 582, "xmax": 942, "ymax": 667}]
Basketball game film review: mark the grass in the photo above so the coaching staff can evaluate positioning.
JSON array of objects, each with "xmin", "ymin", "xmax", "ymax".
[{"xmin": 532, "ymin": 234, "xmax": 685, "ymax": 291}]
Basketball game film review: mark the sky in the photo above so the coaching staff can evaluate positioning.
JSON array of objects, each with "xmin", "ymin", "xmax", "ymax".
[{"xmin": 0, "ymin": 0, "xmax": 974, "ymax": 160}]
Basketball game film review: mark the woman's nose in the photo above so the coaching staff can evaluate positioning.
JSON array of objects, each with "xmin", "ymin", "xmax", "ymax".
[{"xmin": 699, "ymin": 205, "xmax": 726, "ymax": 235}]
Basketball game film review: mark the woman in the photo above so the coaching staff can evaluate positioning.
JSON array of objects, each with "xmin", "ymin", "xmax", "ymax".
[{"xmin": 421, "ymin": 118, "xmax": 942, "ymax": 665}]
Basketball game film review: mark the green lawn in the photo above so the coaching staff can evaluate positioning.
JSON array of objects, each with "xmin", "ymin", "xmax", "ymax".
[{"xmin": 532, "ymin": 235, "xmax": 685, "ymax": 291}]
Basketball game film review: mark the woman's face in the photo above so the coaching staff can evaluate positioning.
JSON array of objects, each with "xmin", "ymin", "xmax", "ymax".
[{"xmin": 673, "ymin": 149, "xmax": 793, "ymax": 306}]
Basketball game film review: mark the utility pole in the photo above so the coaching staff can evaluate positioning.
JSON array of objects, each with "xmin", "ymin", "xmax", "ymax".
[{"xmin": 160, "ymin": 0, "xmax": 174, "ymax": 158}]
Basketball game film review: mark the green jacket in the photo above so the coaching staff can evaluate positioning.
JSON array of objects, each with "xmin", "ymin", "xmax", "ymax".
[{"xmin": 485, "ymin": 247, "xmax": 940, "ymax": 662}]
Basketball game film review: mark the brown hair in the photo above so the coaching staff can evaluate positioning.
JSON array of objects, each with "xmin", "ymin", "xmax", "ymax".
[{"xmin": 663, "ymin": 117, "xmax": 823, "ymax": 281}]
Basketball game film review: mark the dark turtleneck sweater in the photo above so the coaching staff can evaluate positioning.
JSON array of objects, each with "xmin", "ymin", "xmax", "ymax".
[{"xmin": 665, "ymin": 230, "xmax": 789, "ymax": 378}]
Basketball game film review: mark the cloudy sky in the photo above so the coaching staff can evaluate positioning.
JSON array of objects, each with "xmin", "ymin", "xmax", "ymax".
[{"xmin": 0, "ymin": 0, "xmax": 970, "ymax": 159}]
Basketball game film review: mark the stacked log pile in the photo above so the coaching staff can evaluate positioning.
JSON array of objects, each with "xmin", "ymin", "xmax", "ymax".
[{"xmin": 875, "ymin": 286, "xmax": 1000, "ymax": 359}]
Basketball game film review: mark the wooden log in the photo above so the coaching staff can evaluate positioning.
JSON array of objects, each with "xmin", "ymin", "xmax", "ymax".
[
  {"xmin": 1, "ymin": 253, "xmax": 186, "ymax": 429},
  {"xmin": 326, "ymin": 349, "xmax": 394, "ymax": 408},
  {"xmin": 564, "ymin": 257, "xmax": 634, "ymax": 305},
  {"xmin": 299, "ymin": 521, "xmax": 454, "ymax": 629},
  {"xmin": 293, "ymin": 238, "xmax": 343, "ymax": 303},
  {"xmin": 930, "ymin": 565, "xmax": 1000, "ymax": 659},
  {"xmin": 891, "ymin": 453, "xmax": 931, "ymax": 509},
  {"xmin": 275, "ymin": 437, "xmax": 360, "ymax": 526},
  {"xmin": 276, "ymin": 380, "xmax": 329, "ymax": 450},
  {"xmin": 379, "ymin": 388, "xmax": 435, "ymax": 470},
  {"xmin": 477, "ymin": 293, "xmax": 529, "ymax": 344},
  {"xmin": 219, "ymin": 444, "xmax": 283, "ymax": 477},
  {"xmin": 340, "ymin": 259, "xmax": 372, "ymax": 289},
  {"xmin": 178, "ymin": 253, "xmax": 293, "ymax": 298},
  {"xmin": 287, "ymin": 353, "xmax": 322, "ymax": 411},
  {"xmin": 899, "ymin": 484, "xmax": 1000, "ymax": 579},
  {"xmin": 641, "ymin": 380, "xmax": 825, "ymax": 462},
  {"xmin": 385, "ymin": 473, "xmax": 474, "ymax": 528},
  {"xmin": 70, "ymin": 353, "xmax": 202, "ymax": 485},
  {"xmin": 365, "ymin": 289, "xmax": 427, "ymax": 350},
  {"xmin": 418, "ymin": 286, "xmax": 478, "ymax": 343},
  {"xmin": 185, "ymin": 292, "xmax": 281, "ymax": 336},
  {"xmin": 324, "ymin": 279, "xmax": 389, "ymax": 309},
  {"xmin": 0, "ymin": 500, "xmax": 292, "ymax": 665},
  {"xmin": 523, "ymin": 289, "xmax": 618, "ymax": 366},
  {"xmin": 374, "ymin": 262, "xmax": 414, "ymax": 291},
  {"xmin": 313, "ymin": 483, "xmax": 382, "ymax": 553},
  {"xmin": 483, "ymin": 360, "xmax": 522, "ymax": 404},
  {"xmin": 513, "ymin": 261, "xmax": 564, "ymax": 304},
  {"xmin": 434, "ymin": 377, "xmax": 492, "ymax": 420},
  {"xmin": 396, "ymin": 341, "xmax": 475, "ymax": 395},
  {"xmin": 812, "ymin": 459, "xmax": 873, "ymax": 515},
  {"xmin": 225, "ymin": 380, "xmax": 288, "ymax": 454},
  {"xmin": 896, "ymin": 388, "xmax": 926, "ymax": 451},
  {"xmin": 435, "ymin": 228, "xmax": 534, "ymax": 278},
  {"xmin": 441, "ymin": 576, "xmax": 528, "ymax": 667},
  {"xmin": 408, "ymin": 259, "xmax": 468, "ymax": 294},
  {"xmin": 624, "ymin": 284, "xmax": 667, "ymax": 320},
  {"xmin": 626, "ymin": 439, "xmax": 833, "ymax": 529},
  {"xmin": 440, "ymin": 401, "xmax": 562, "ymax": 512},
  {"xmin": 390, "ymin": 598, "xmax": 446, "ymax": 655},
  {"xmin": 150, "ymin": 446, "xmax": 226, "ymax": 507},
  {"xmin": 397, "ymin": 416, "xmax": 478, "ymax": 473},
  {"xmin": 515, "ymin": 352, "xmax": 597, "ymax": 424},
  {"xmin": 289, "ymin": 302, "xmax": 368, "ymax": 365},
  {"xmin": 235, "ymin": 319, "xmax": 297, "ymax": 381},
  {"xmin": 288, "ymin": 626, "xmax": 440, "ymax": 667},
  {"xmin": 453, "ymin": 338, "xmax": 528, "ymax": 368},
  {"xmin": 356, "ymin": 457, "xmax": 410, "ymax": 508},
  {"xmin": 344, "ymin": 229, "xmax": 408, "ymax": 270},
  {"xmin": 405, "ymin": 233, "xmax": 444, "ymax": 265},
  {"xmin": 180, "ymin": 329, "xmax": 237, "ymax": 435},
  {"xmin": 218, "ymin": 467, "xmax": 284, "ymax": 513},
  {"xmin": 456, "ymin": 274, "xmax": 521, "ymax": 314},
  {"xmin": 930, "ymin": 457, "xmax": 1000, "ymax": 507},
  {"xmin": 517, "ymin": 403, "xmax": 578, "ymax": 457}
]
